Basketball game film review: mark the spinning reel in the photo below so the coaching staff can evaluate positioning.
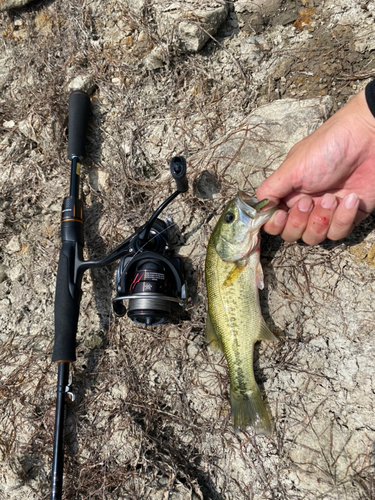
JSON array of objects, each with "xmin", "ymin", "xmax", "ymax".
[{"xmin": 112, "ymin": 156, "xmax": 187, "ymax": 325}]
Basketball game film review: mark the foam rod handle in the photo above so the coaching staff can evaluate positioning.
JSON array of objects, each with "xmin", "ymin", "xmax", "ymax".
[
  {"xmin": 170, "ymin": 156, "xmax": 188, "ymax": 193},
  {"xmin": 52, "ymin": 247, "xmax": 81, "ymax": 362},
  {"xmin": 67, "ymin": 90, "xmax": 90, "ymax": 160}
]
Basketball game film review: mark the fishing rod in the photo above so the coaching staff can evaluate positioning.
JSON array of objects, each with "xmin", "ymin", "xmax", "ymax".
[{"xmin": 51, "ymin": 90, "xmax": 189, "ymax": 499}]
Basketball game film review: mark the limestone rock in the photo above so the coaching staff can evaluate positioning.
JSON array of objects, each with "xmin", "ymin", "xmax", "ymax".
[
  {"xmin": 0, "ymin": 264, "xmax": 8, "ymax": 283},
  {"xmin": 144, "ymin": 45, "xmax": 166, "ymax": 70},
  {"xmin": 156, "ymin": 2, "xmax": 228, "ymax": 52},
  {"xmin": 194, "ymin": 170, "xmax": 221, "ymax": 199},
  {"xmin": 0, "ymin": 55, "xmax": 11, "ymax": 91},
  {"xmin": 8, "ymin": 263, "xmax": 24, "ymax": 281},
  {"xmin": 368, "ymin": 1, "xmax": 375, "ymax": 17},
  {"xmin": 18, "ymin": 115, "xmax": 41, "ymax": 144},
  {"xmin": 235, "ymin": 0, "xmax": 282, "ymax": 33},
  {"xmin": 3, "ymin": 120, "xmax": 15, "ymax": 129},
  {"xmin": 212, "ymin": 96, "xmax": 333, "ymax": 188},
  {"xmin": 240, "ymin": 36, "xmax": 269, "ymax": 65},
  {"xmin": 0, "ymin": 0, "xmax": 33, "ymax": 12},
  {"xmin": 123, "ymin": 0, "xmax": 147, "ymax": 15},
  {"xmin": 68, "ymin": 75, "xmax": 95, "ymax": 94},
  {"xmin": 5, "ymin": 236, "xmax": 20, "ymax": 254},
  {"xmin": 88, "ymin": 166, "xmax": 110, "ymax": 193},
  {"xmin": 354, "ymin": 26, "xmax": 375, "ymax": 52},
  {"xmin": 125, "ymin": 1, "xmax": 228, "ymax": 53},
  {"xmin": 18, "ymin": 113, "xmax": 61, "ymax": 153}
]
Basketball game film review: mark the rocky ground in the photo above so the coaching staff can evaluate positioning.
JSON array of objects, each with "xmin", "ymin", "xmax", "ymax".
[{"xmin": 1, "ymin": 0, "xmax": 375, "ymax": 499}]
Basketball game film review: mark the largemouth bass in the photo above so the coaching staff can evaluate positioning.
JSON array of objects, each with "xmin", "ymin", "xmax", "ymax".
[{"xmin": 205, "ymin": 191, "xmax": 278, "ymax": 434}]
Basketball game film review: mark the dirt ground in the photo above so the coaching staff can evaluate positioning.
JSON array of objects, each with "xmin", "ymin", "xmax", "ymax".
[{"xmin": 1, "ymin": 0, "xmax": 375, "ymax": 499}]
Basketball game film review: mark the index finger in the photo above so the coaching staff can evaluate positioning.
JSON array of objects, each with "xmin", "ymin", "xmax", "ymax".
[{"xmin": 262, "ymin": 209, "xmax": 288, "ymax": 236}]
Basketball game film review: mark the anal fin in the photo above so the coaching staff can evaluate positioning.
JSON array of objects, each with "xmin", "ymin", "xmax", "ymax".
[{"xmin": 256, "ymin": 319, "xmax": 279, "ymax": 342}]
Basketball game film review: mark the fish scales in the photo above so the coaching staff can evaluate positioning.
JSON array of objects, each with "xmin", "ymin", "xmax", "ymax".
[
  {"xmin": 206, "ymin": 243, "xmax": 259, "ymax": 393},
  {"xmin": 205, "ymin": 191, "xmax": 278, "ymax": 434}
]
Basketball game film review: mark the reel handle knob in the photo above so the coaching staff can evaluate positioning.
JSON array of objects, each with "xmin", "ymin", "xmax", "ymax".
[
  {"xmin": 170, "ymin": 156, "xmax": 188, "ymax": 193},
  {"xmin": 67, "ymin": 90, "xmax": 90, "ymax": 160}
]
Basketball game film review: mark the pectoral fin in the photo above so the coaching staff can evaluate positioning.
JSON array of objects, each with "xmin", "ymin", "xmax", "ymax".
[
  {"xmin": 206, "ymin": 313, "xmax": 224, "ymax": 353},
  {"xmin": 222, "ymin": 263, "xmax": 246, "ymax": 289},
  {"xmin": 256, "ymin": 320, "xmax": 279, "ymax": 342},
  {"xmin": 256, "ymin": 262, "xmax": 264, "ymax": 290}
]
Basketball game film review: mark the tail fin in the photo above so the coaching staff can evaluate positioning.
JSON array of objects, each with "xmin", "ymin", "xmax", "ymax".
[{"xmin": 230, "ymin": 384, "xmax": 272, "ymax": 435}]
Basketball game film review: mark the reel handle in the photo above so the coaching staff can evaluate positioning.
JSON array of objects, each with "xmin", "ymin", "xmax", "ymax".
[
  {"xmin": 170, "ymin": 156, "xmax": 188, "ymax": 193},
  {"xmin": 67, "ymin": 90, "xmax": 90, "ymax": 160}
]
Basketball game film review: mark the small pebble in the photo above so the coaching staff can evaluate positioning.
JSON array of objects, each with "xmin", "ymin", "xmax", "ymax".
[
  {"xmin": 0, "ymin": 264, "xmax": 8, "ymax": 283},
  {"xmin": 3, "ymin": 120, "xmax": 15, "ymax": 129}
]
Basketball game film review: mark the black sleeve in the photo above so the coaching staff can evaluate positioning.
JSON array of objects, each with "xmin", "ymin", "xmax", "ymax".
[{"xmin": 365, "ymin": 80, "xmax": 375, "ymax": 119}]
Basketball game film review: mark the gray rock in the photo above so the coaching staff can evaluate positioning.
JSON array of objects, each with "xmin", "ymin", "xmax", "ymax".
[
  {"xmin": 0, "ymin": 297, "xmax": 10, "ymax": 316},
  {"xmin": 0, "ymin": 0, "xmax": 33, "ymax": 11},
  {"xmin": 88, "ymin": 166, "xmax": 110, "ymax": 193},
  {"xmin": 0, "ymin": 55, "xmax": 11, "ymax": 90},
  {"xmin": 270, "ymin": 6, "xmax": 299, "ymax": 27},
  {"xmin": 156, "ymin": 3, "xmax": 228, "ymax": 52},
  {"xmin": 125, "ymin": 1, "xmax": 228, "ymax": 53},
  {"xmin": 123, "ymin": 0, "xmax": 147, "ymax": 15},
  {"xmin": 68, "ymin": 75, "xmax": 95, "ymax": 94},
  {"xmin": 5, "ymin": 236, "xmax": 20, "ymax": 254},
  {"xmin": 144, "ymin": 46, "xmax": 166, "ymax": 70},
  {"xmin": 7, "ymin": 263, "xmax": 24, "ymax": 281},
  {"xmin": 18, "ymin": 115, "xmax": 40, "ymax": 143},
  {"xmin": 240, "ymin": 36, "xmax": 268, "ymax": 65},
  {"xmin": 18, "ymin": 113, "xmax": 61, "ymax": 153},
  {"xmin": 212, "ymin": 96, "xmax": 333, "ymax": 189},
  {"xmin": 86, "ymin": 332, "xmax": 103, "ymax": 349},
  {"xmin": 0, "ymin": 264, "xmax": 8, "ymax": 283},
  {"xmin": 235, "ymin": 0, "xmax": 282, "ymax": 33},
  {"xmin": 235, "ymin": 0, "xmax": 281, "ymax": 19},
  {"xmin": 354, "ymin": 24, "xmax": 375, "ymax": 52},
  {"xmin": 194, "ymin": 170, "xmax": 221, "ymax": 199},
  {"xmin": 111, "ymin": 383, "xmax": 128, "ymax": 400},
  {"xmin": 3, "ymin": 120, "xmax": 15, "ymax": 129}
]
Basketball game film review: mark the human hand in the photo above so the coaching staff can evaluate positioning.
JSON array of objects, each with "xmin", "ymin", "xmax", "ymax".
[{"xmin": 256, "ymin": 90, "xmax": 375, "ymax": 245}]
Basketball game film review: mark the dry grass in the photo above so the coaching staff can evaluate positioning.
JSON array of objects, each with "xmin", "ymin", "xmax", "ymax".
[{"xmin": 1, "ymin": 1, "xmax": 375, "ymax": 499}]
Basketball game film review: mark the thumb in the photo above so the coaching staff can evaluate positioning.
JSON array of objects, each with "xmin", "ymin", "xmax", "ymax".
[{"xmin": 256, "ymin": 159, "xmax": 297, "ymax": 205}]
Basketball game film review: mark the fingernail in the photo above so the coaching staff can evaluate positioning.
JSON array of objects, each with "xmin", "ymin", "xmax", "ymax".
[
  {"xmin": 297, "ymin": 197, "xmax": 312, "ymax": 213},
  {"xmin": 321, "ymin": 193, "xmax": 336, "ymax": 209},
  {"xmin": 344, "ymin": 193, "xmax": 359, "ymax": 210},
  {"xmin": 274, "ymin": 210, "xmax": 287, "ymax": 227}
]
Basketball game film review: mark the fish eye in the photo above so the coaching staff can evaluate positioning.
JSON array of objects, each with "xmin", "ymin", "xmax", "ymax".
[{"xmin": 225, "ymin": 213, "xmax": 235, "ymax": 223}]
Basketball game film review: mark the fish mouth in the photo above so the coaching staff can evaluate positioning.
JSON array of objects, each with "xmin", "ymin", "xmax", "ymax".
[{"xmin": 236, "ymin": 191, "xmax": 278, "ymax": 221}]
